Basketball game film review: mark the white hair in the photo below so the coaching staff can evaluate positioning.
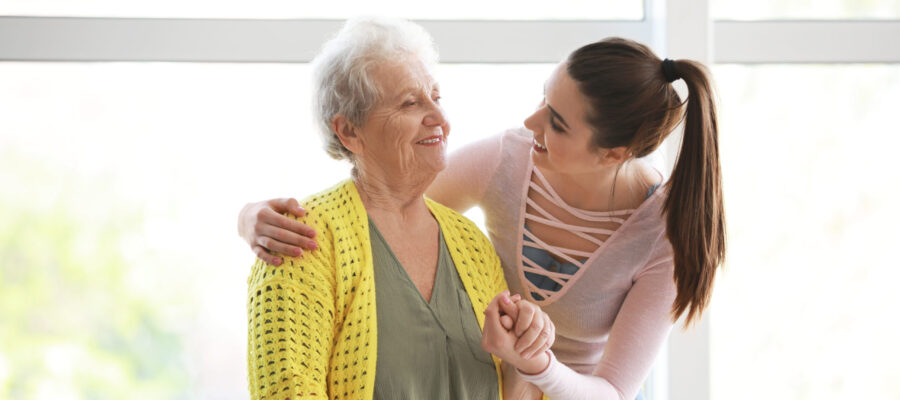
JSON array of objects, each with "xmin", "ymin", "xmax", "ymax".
[{"xmin": 311, "ymin": 17, "xmax": 439, "ymax": 161}]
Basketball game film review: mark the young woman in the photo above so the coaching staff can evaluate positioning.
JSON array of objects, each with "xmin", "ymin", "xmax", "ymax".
[{"xmin": 239, "ymin": 36, "xmax": 725, "ymax": 400}]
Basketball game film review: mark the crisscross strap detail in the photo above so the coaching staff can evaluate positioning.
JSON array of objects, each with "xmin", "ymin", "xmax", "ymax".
[{"xmin": 520, "ymin": 168, "xmax": 636, "ymax": 303}]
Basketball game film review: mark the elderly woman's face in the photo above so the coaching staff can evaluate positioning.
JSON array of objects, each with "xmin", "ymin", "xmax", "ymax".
[{"xmin": 355, "ymin": 55, "xmax": 449, "ymax": 180}]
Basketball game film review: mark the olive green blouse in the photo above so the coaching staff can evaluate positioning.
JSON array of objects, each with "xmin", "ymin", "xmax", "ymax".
[{"xmin": 369, "ymin": 219, "xmax": 500, "ymax": 400}]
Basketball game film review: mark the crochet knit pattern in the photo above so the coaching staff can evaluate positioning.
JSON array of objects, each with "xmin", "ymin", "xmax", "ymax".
[{"xmin": 247, "ymin": 180, "xmax": 508, "ymax": 399}]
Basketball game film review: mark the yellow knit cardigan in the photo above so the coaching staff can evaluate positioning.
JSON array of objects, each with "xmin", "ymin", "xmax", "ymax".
[{"xmin": 247, "ymin": 180, "xmax": 508, "ymax": 399}]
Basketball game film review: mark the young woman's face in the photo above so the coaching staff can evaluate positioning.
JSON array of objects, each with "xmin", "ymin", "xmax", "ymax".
[{"xmin": 524, "ymin": 62, "xmax": 607, "ymax": 174}]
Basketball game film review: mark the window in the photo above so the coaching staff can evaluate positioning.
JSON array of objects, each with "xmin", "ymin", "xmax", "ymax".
[
  {"xmin": 0, "ymin": 61, "xmax": 554, "ymax": 398},
  {"xmin": 714, "ymin": 0, "xmax": 900, "ymax": 20},
  {"xmin": 710, "ymin": 64, "xmax": 900, "ymax": 399},
  {"xmin": 0, "ymin": 0, "xmax": 642, "ymax": 20}
]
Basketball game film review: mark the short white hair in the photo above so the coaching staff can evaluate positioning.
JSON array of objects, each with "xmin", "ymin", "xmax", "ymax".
[{"xmin": 311, "ymin": 17, "xmax": 439, "ymax": 161}]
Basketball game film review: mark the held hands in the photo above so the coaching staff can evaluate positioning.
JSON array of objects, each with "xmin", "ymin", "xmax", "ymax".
[
  {"xmin": 482, "ymin": 290, "xmax": 555, "ymax": 375},
  {"xmin": 238, "ymin": 198, "xmax": 320, "ymax": 265}
]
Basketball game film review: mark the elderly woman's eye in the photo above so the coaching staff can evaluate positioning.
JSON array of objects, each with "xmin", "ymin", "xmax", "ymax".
[{"xmin": 402, "ymin": 100, "xmax": 417, "ymax": 107}]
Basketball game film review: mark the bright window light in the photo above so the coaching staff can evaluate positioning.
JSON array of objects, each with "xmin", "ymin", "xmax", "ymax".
[{"xmin": 711, "ymin": 64, "xmax": 900, "ymax": 400}]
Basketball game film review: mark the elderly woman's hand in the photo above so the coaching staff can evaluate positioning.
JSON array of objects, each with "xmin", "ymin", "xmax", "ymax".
[
  {"xmin": 238, "ymin": 198, "xmax": 319, "ymax": 265},
  {"xmin": 482, "ymin": 291, "xmax": 555, "ymax": 375}
]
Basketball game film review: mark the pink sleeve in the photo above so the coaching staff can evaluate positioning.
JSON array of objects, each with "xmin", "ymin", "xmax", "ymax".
[
  {"xmin": 519, "ymin": 247, "xmax": 677, "ymax": 399},
  {"xmin": 517, "ymin": 351, "xmax": 621, "ymax": 399},
  {"xmin": 426, "ymin": 133, "xmax": 504, "ymax": 213}
]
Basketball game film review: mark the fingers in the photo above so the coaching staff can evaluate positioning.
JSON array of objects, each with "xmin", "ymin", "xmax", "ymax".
[
  {"xmin": 498, "ymin": 292, "xmax": 519, "ymax": 323},
  {"xmin": 255, "ymin": 234, "xmax": 301, "ymax": 258},
  {"xmin": 481, "ymin": 295, "xmax": 505, "ymax": 353},
  {"xmin": 240, "ymin": 198, "xmax": 314, "ymax": 260},
  {"xmin": 268, "ymin": 211, "xmax": 318, "ymax": 242},
  {"xmin": 514, "ymin": 301, "xmax": 538, "ymax": 337},
  {"xmin": 284, "ymin": 198, "xmax": 307, "ymax": 218},
  {"xmin": 527, "ymin": 313, "xmax": 555, "ymax": 359},
  {"xmin": 258, "ymin": 209, "xmax": 318, "ymax": 250},
  {"xmin": 482, "ymin": 294, "xmax": 503, "ymax": 322},
  {"xmin": 270, "ymin": 198, "xmax": 306, "ymax": 218},
  {"xmin": 527, "ymin": 327, "xmax": 553, "ymax": 361},
  {"xmin": 514, "ymin": 310, "xmax": 545, "ymax": 354},
  {"xmin": 259, "ymin": 207, "xmax": 317, "ymax": 238},
  {"xmin": 500, "ymin": 315, "xmax": 514, "ymax": 331},
  {"xmin": 520, "ymin": 326, "xmax": 550, "ymax": 360},
  {"xmin": 257, "ymin": 223, "xmax": 316, "ymax": 255},
  {"xmin": 253, "ymin": 245, "xmax": 282, "ymax": 266},
  {"xmin": 545, "ymin": 312, "xmax": 556, "ymax": 349},
  {"xmin": 499, "ymin": 292, "xmax": 522, "ymax": 331},
  {"xmin": 526, "ymin": 339, "xmax": 551, "ymax": 362}
]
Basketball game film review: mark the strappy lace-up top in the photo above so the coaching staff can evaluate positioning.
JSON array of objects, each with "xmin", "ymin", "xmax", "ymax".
[
  {"xmin": 473, "ymin": 128, "xmax": 677, "ymax": 398},
  {"xmin": 521, "ymin": 165, "xmax": 661, "ymax": 303}
]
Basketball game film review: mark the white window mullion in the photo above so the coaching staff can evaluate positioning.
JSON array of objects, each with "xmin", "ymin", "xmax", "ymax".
[
  {"xmin": 0, "ymin": 17, "xmax": 655, "ymax": 63},
  {"xmin": 714, "ymin": 20, "xmax": 900, "ymax": 63},
  {"xmin": 655, "ymin": 0, "xmax": 713, "ymax": 400}
]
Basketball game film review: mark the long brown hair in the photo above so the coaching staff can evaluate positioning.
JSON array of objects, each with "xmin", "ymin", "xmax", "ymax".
[{"xmin": 567, "ymin": 38, "xmax": 725, "ymax": 325}]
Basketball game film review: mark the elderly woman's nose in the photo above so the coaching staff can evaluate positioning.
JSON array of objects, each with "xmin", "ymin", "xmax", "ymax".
[{"xmin": 423, "ymin": 103, "xmax": 448, "ymax": 127}]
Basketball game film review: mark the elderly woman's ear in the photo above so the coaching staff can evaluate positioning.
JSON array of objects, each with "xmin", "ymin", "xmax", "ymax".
[{"xmin": 331, "ymin": 115, "xmax": 362, "ymax": 155}]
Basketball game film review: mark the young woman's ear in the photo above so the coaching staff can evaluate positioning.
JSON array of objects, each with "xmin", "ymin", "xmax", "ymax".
[
  {"xmin": 598, "ymin": 146, "xmax": 630, "ymax": 165},
  {"xmin": 332, "ymin": 115, "xmax": 363, "ymax": 155}
]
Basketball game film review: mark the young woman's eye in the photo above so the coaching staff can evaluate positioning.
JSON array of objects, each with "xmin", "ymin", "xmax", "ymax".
[{"xmin": 550, "ymin": 118, "xmax": 564, "ymax": 133}]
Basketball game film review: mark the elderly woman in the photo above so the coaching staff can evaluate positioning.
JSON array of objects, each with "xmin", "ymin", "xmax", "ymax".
[{"xmin": 246, "ymin": 18, "xmax": 554, "ymax": 400}]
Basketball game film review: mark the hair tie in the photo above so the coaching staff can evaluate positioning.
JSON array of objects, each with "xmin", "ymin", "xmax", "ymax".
[{"xmin": 661, "ymin": 58, "xmax": 679, "ymax": 83}]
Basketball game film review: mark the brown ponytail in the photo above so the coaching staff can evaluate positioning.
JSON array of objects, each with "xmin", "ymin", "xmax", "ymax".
[
  {"xmin": 567, "ymin": 38, "xmax": 725, "ymax": 325},
  {"xmin": 664, "ymin": 60, "xmax": 725, "ymax": 325}
]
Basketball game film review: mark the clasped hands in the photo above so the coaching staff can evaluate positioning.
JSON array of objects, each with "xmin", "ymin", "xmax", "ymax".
[{"xmin": 482, "ymin": 290, "xmax": 555, "ymax": 375}]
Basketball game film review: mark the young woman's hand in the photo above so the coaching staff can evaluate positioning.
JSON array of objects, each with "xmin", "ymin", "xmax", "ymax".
[
  {"xmin": 238, "ymin": 198, "xmax": 319, "ymax": 265},
  {"xmin": 508, "ymin": 295, "xmax": 556, "ymax": 359},
  {"xmin": 482, "ymin": 291, "xmax": 555, "ymax": 375}
]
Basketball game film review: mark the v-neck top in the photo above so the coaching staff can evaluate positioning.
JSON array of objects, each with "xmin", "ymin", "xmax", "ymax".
[
  {"xmin": 474, "ymin": 128, "xmax": 677, "ymax": 397},
  {"xmin": 369, "ymin": 218, "xmax": 498, "ymax": 400}
]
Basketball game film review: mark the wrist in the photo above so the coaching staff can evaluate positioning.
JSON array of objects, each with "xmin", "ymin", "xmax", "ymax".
[
  {"xmin": 238, "ymin": 204, "xmax": 251, "ymax": 241},
  {"xmin": 516, "ymin": 350, "xmax": 552, "ymax": 376}
]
